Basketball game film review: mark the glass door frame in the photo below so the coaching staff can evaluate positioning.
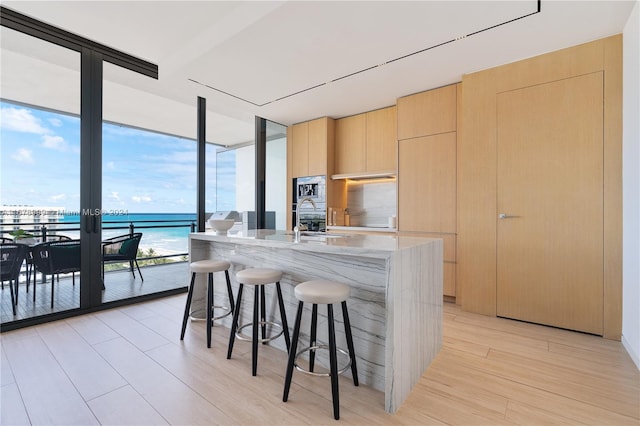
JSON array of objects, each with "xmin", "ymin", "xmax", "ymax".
[{"xmin": 1, "ymin": 6, "xmax": 158, "ymax": 329}]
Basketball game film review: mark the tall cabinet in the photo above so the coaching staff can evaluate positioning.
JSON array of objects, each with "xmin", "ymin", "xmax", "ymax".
[
  {"xmin": 397, "ymin": 84, "xmax": 459, "ymax": 298},
  {"xmin": 286, "ymin": 117, "xmax": 338, "ymax": 230}
]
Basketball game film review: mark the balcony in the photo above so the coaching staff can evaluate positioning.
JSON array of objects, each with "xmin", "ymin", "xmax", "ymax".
[{"xmin": 1, "ymin": 261, "xmax": 189, "ymax": 324}]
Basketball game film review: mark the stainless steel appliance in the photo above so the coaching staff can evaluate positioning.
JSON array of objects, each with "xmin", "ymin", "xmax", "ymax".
[{"xmin": 293, "ymin": 175, "xmax": 326, "ymax": 232}]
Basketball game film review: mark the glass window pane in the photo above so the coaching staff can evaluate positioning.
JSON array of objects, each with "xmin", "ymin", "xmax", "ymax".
[
  {"xmin": 100, "ymin": 62, "xmax": 195, "ymax": 303},
  {"xmin": 0, "ymin": 26, "xmax": 81, "ymax": 323},
  {"xmin": 266, "ymin": 121, "xmax": 287, "ymax": 230}
]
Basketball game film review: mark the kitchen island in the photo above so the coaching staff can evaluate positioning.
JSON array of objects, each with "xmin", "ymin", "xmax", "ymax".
[{"xmin": 189, "ymin": 230, "xmax": 442, "ymax": 413}]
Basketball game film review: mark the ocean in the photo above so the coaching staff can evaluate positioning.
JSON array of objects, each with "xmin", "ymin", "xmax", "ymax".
[{"xmin": 59, "ymin": 213, "xmax": 197, "ymax": 255}]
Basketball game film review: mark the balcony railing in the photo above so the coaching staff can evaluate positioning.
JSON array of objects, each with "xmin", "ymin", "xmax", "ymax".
[{"xmin": 0, "ymin": 218, "xmax": 196, "ymax": 264}]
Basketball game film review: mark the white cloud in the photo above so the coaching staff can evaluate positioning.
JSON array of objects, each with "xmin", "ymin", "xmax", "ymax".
[
  {"xmin": 48, "ymin": 118, "xmax": 63, "ymax": 127},
  {"xmin": 41, "ymin": 135, "xmax": 68, "ymax": 151},
  {"xmin": 49, "ymin": 194, "xmax": 66, "ymax": 202},
  {"xmin": 106, "ymin": 161, "xmax": 115, "ymax": 170},
  {"xmin": 0, "ymin": 107, "xmax": 50, "ymax": 134},
  {"xmin": 11, "ymin": 148, "xmax": 34, "ymax": 163},
  {"xmin": 109, "ymin": 191, "xmax": 120, "ymax": 201},
  {"xmin": 132, "ymin": 195, "xmax": 152, "ymax": 203}
]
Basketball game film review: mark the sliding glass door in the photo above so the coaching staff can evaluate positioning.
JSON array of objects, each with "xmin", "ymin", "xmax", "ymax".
[
  {"xmin": 0, "ymin": 26, "xmax": 82, "ymax": 324},
  {"xmin": 100, "ymin": 62, "xmax": 195, "ymax": 304},
  {"xmin": 1, "ymin": 7, "xmax": 159, "ymax": 329}
]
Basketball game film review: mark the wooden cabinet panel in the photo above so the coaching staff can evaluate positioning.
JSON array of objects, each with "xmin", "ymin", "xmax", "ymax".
[
  {"xmin": 308, "ymin": 118, "xmax": 328, "ymax": 176},
  {"xmin": 396, "ymin": 231, "xmax": 456, "ymax": 297},
  {"xmin": 444, "ymin": 262, "xmax": 456, "ymax": 297},
  {"xmin": 398, "ymin": 133, "xmax": 456, "ymax": 233},
  {"xmin": 366, "ymin": 106, "xmax": 397, "ymax": 172},
  {"xmin": 335, "ymin": 114, "xmax": 366, "ymax": 174},
  {"xmin": 291, "ymin": 122, "xmax": 309, "ymax": 178},
  {"xmin": 397, "ymin": 85, "xmax": 457, "ymax": 140},
  {"xmin": 397, "ymin": 232, "xmax": 455, "ymax": 262}
]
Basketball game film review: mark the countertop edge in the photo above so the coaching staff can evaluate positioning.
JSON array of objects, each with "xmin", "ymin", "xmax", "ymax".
[{"xmin": 190, "ymin": 231, "xmax": 439, "ymax": 258}]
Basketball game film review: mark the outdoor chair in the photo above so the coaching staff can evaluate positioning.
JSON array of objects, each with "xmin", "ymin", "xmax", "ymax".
[
  {"xmin": 31, "ymin": 240, "xmax": 81, "ymax": 308},
  {"xmin": 102, "ymin": 233, "xmax": 143, "ymax": 281},
  {"xmin": 1, "ymin": 237, "xmax": 14, "ymax": 290},
  {"xmin": 44, "ymin": 235, "xmax": 73, "ymax": 283},
  {"xmin": 0, "ymin": 243, "xmax": 29, "ymax": 315}
]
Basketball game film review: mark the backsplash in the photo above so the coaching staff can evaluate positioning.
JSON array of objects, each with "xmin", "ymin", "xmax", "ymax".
[{"xmin": 346, "ymin": 181, "xmax": 397, "ymax": 227}]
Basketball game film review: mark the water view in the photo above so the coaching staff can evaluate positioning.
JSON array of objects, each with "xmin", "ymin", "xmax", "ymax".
[{"xmin": 59, "ymin": 213, "xmax": 197, "ymax": 255}]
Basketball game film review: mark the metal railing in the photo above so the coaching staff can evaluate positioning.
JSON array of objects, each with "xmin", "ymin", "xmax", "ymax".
[{"xmin": 0, "ymin": 219, "xmax": 196, "ymax": 263}]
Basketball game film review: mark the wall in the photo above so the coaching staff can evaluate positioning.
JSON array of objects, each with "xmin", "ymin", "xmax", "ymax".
[
  {"xmin": 623, "ymin": 1, "xmax": 640, "ymax": 369},
  {"xmin": 458, "ymin": 36, "xmax": 623, "ymax": 338}
]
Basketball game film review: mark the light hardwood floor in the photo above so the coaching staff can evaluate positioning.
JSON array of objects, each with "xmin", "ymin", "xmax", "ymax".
[{"xmin": 1, "ymin": 295, "xmax": 638, "ymax": 425}]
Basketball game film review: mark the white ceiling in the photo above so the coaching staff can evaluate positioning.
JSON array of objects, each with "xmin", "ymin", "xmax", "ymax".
[{"xmin": 0, "ymin": 0, "xmax": 635, "ymax": 146}]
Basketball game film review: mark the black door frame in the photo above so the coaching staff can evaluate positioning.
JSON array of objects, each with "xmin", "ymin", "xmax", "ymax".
[{"xmin": 1, "ymin": 6, "xmax": 160, "ymax": 330}]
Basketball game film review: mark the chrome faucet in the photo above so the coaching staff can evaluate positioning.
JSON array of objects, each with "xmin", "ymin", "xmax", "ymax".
[{"xmin": 294, "ymin": 196, "xmax": 317, "ymax": 239}]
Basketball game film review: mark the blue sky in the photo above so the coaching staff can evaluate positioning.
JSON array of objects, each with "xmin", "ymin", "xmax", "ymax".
[{"xmin": 0, "ymin": 101, "xmax": 234, "ymax": 213}]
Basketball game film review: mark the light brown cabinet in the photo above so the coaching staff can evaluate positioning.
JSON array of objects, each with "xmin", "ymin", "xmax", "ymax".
[
  {"xmin": 335, "ymin": 114, "xmax": 366, "ymax": 174},
  {"xmin": 397, "ymin": 84, "xmax": 457, "ymax": 140},
  {"xmin": 397, "ymin": 85, "xmax": 458, "ymax": 298},
  {"xmin": 286, "ymin": 117, "xmax": 336, "ymax": 231},
  {"xmin": 335, "ymin": 106, "xmax": 397, "ymax": 176},
  {"xmin": 398, "ymin": 133, "xmax": 456, "ymax": 233},
  {"xmin": 289, "ymin": 117, "xmax": 330, "ymax": 178},
  {"xmin": 307, "ymin": 119, "xmax": 328, "ymax": 176},
  {"xmin": 290, "ymin": 122, "xmax": 309, "ymax": 178},
  {"xmin": 366, "ymin": 106, "xmax": 397, "ymax": 172}
]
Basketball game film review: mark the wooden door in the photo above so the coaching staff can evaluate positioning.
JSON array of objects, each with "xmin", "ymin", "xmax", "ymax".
[{"xmin": 496, "ymin": 72, "xmax": 604, "ymax": 335}]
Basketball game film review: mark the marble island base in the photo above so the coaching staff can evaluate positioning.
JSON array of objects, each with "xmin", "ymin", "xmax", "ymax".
[{"xmin": 189, "ymin": 230, "xmax": 442, "ymax": 413}]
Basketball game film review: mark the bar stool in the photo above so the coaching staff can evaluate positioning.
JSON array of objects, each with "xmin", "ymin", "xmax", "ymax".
[
  {"xmin": 180, "ymin": 259, "xmax": 235, "ymax": 348},
  {"xmin": 227, "ymin": 268, "xmax": 291, "ymax": 376},
  {"xmin": 282, "ymin": 280, "xmax": 359, "ymax": 420}
]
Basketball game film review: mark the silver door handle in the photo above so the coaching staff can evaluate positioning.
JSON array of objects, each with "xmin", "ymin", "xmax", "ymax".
[{"xmin": 499, "ymin": 213, "xmax": 519, "ymax": 219}]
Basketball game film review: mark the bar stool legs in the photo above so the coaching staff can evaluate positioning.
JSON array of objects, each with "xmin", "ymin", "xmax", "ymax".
[
  {"xmin": 227, "ymin": 281, "xmax": 291, "ymax": 376},
  {"xmin": 180, "ymin": 272, "xmax": 197, "ymax": 340},
  {"xmin": 282, "ymin": 280, "xmax": 359, "ymax": 420},
  {"xmin": 227, "ymin": 268, "xmax": 290, "ymax": 377},
  {"xmin": 180, "ymin": 260, "xmax": 234, "ymax": 348}
]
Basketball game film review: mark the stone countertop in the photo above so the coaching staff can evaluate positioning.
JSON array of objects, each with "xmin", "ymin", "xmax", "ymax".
[
  {"xmin": 190, "ymin": 229, "xmax": 438, "ymax": 258},
  {"xmin": 326, "ymin": 225, "xmax": 397, "ymax": 233}
]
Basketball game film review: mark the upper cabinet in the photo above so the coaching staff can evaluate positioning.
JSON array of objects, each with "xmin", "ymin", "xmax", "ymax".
[
  {"xmin": 289, "ymin": 117, "xmax": 331, "ymax": 178},
  {"xmin": 334, "ymin": 106, "xmax": 397, "ymax": 176},
  {"xmin": 290, "ymin": 122, "xmax": 309, "ymax": 178},
  {"xmin": 335, "ymin": 113, "xmax": 366, "ymax": 175},
  {"xmin": 397, "ymin": 84, "xmax": 456, "ymax": 140},
  {"xmin": 366, "ymin": 106, "xmax": 397, "ymax": 172}
]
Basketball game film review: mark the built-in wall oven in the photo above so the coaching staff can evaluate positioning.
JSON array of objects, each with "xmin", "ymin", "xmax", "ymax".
[{"xmin": 292, "ymin": 175, "xmax": 326, "ymax": 231}]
